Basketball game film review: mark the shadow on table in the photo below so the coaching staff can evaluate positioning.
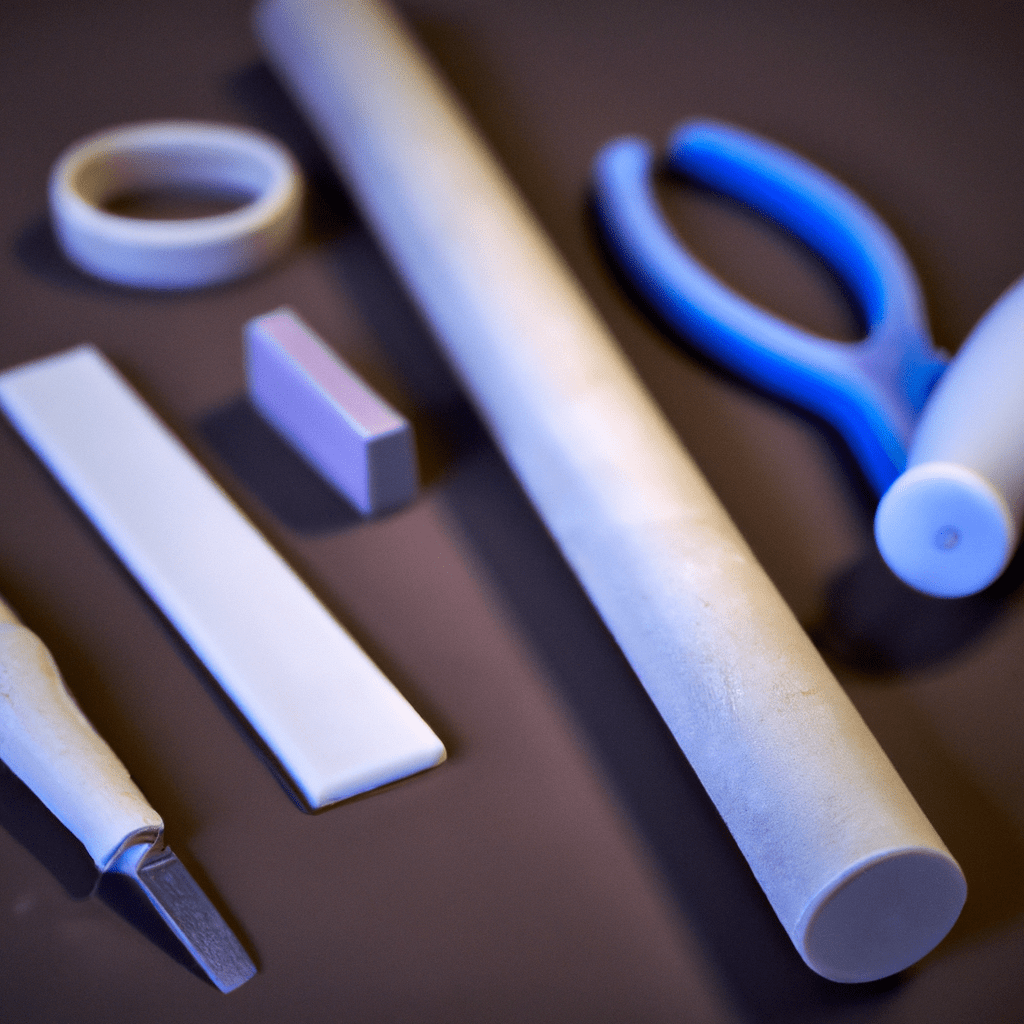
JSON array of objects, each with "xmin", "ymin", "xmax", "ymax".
[
  {"xmin": 198, "ymin": 396, "xmax": 362, "ymax": 534},
  {"xmin": 812, "ymin": 539, "xmax": 1024, "ymax": 674},
  {"xmin": 0, "ymin": 760, "xmax": 96, "ymax": 899}
]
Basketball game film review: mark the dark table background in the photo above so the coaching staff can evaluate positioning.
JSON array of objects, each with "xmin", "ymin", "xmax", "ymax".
[{"xmin": 2, "ymin": 0, "xmax": 1024, "ymax": 1020}]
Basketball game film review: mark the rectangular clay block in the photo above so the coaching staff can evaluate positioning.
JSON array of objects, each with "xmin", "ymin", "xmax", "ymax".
[{"xmin": 246, "ymin": 307, "xmax": 418, "ymax": 514}]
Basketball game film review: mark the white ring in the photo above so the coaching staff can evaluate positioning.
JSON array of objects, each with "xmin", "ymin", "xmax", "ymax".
[{"xmin": 48, "ymin": 121, "xmax": 303, "ymax": 290}]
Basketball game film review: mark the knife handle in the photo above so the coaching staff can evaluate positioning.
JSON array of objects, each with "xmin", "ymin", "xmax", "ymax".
[{"xmin": 0, "ymin": 610, "xmax": 163, "ymax": 871}]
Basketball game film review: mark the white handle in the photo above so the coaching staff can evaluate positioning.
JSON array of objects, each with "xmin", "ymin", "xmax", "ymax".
[
  {"xmin": 0, "ymin": 601, "xmax": 162, "ymax": 870},
  {"xmin": 254, "ymin": 0, "xmax": 966, "ymax": 983},
  {"xmin": 876, "ymin": 275, "xmax": 1024, "ymax": 596}
]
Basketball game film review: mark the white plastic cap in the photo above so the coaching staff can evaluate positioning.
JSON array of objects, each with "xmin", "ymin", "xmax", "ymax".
[{"xmin": 874, "ymin": 461, "xmax": 1016, "ymax": 598}]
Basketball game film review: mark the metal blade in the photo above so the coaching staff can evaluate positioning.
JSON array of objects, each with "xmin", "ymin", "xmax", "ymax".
[{"xmin": 115, "ymin": 843, "xmax": 257, "ymax": 993}]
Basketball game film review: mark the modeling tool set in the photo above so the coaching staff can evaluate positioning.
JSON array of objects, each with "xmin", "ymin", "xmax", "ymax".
[{"xmin": 5, "ymin": 0, "xmax": 1019, "ymax": 991}]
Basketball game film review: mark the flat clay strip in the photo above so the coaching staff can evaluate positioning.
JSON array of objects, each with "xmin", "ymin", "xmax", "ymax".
[{"xmin": 0, "ymin": 345, "xmax": 445, "ymax": 809}]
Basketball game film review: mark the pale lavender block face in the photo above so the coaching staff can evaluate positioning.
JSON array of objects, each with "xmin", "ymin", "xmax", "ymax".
[{"xmin": 245, "ymin": 307, "xmax": 418, "ymax": 514}]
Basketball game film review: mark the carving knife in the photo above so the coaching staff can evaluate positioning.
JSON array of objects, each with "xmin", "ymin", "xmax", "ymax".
[{"xmin": 0, "ymin": 593, "xmax": 256, "ymax": 992}]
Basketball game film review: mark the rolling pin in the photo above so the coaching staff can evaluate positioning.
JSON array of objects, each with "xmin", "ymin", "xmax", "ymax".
[{"xmin": 254, "ymin": 0, "xmax": 966, "ymax": 982}]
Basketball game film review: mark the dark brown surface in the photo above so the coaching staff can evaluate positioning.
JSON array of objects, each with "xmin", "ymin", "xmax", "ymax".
[{"xmin": 2, "ymin": 0, "xmax": 1024, "ymax": 1020}]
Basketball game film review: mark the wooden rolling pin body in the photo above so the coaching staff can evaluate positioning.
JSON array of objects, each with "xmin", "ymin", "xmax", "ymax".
[{"xmin": 254, "ymin": 0, "xmax": 966, "ymax": 982}]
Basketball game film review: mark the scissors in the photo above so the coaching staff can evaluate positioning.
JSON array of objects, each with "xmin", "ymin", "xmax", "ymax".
[
  {"xmin": 590, "ymin": 118, "xmax": 949, "ymax": 498},
  {"xmin": 591, "ymin": 119, "xmax": 1024, "ymax": 598}
]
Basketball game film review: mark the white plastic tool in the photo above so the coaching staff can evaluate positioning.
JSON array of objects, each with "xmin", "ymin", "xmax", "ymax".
[
  {"xmin": 876, "ymin": 275, "xmax": 1024, "ymax": 597},
  {"xmin": 0, "ymin": 595, "xmax": 256, "ymax": 992},
  {"xmin": 0, "ymin": 346, "xmax": 445, "ymax": 808},
  {"xmin": 245, "ymin": 307, "xmax": 418, "ymax": 514},
  {"xmin": 48, "ymin": 121, "xmax": 303, "ymax": 290},
  {"xmin": 255, "ymin": 0, "xmax": 966, "ymax": 983}
]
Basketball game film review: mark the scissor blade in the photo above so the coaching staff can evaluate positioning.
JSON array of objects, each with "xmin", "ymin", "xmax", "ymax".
[{"xmin": 120, "ymin": 844, "xmax": 257, "ymax": 993}]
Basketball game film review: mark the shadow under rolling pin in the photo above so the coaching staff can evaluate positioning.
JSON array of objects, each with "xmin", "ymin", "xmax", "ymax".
[{"xmin": 253, "ymin": 0, "xmax": 966, "ymax": 983}]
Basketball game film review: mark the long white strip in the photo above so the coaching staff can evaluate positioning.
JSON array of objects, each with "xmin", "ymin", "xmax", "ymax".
[
  {"xmin": 255, "ymin": 0, "xmax": 964, "ymax": 982},
  {"xmin": 0, "ymin": 345, "xmax": 445, "ymax": 809}
]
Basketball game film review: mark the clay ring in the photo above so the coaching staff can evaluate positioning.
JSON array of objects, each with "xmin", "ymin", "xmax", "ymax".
[{"xmin": 48, "ymin": 121, "xmax": 303, "ymax": 289}]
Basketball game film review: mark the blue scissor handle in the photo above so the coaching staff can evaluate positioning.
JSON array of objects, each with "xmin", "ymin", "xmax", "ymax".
[{"xmin": 591, "ymin": 119, "xmax": 949, "ymax": 495}]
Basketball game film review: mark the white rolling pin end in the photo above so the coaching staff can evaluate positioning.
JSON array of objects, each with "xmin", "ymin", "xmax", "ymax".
[
  {"xmin": 874, "ymin": 462, "xmax": 1016, "ymax": 598},
  {"xmin": 793, "ymin": 846, "xmax": 966, "ymax": 983}
]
